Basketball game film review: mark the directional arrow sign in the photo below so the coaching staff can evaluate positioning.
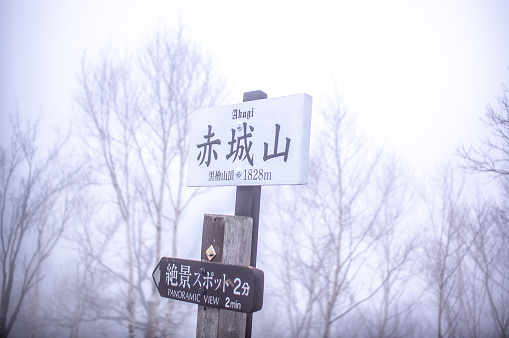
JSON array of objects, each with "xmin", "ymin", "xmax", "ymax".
[{"xmin": 152, "ymin": 257, "xmax": 264, "ymax": 313}]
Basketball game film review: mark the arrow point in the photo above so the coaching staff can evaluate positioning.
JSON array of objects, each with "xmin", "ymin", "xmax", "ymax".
[{"xmin": 153, "ymin": 263, "xmax": 161, "ymax": 288}]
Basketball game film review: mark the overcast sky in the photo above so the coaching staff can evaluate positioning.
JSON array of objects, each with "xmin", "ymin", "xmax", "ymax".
[{"xmin": 1, "ymin": 0, "xmax": 509, "ymax": 173}]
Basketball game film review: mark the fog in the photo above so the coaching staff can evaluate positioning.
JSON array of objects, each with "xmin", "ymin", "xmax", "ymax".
[{"xmin": 1, "ymin": 1, "xmax": 509, "ymax": 337}]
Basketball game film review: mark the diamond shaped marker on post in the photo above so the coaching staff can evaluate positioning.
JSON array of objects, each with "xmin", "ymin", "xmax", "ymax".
[{"xmin": 206, "ymin": 245, "xmax": 216, "ymax": 261}]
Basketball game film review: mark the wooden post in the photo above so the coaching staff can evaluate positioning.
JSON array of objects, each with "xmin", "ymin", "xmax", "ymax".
[
  {"xmin": 237, "ymin": 90, "xmax": 267, "ymax": 337},
  {"xmin": 196, "ymin": 215, "xmax": 253, "ymax": 337},
  {"xmin": 237, "ymin": 90, "xmax": 267, "ymax": 268},
  {"xmin": 196, "ymin": 91, "xmax": 267, "ymax": 338}
]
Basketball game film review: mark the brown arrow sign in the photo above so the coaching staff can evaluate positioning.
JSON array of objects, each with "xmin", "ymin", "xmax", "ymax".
[{"xmin": 152, "ymin": 257, "xmax": 264, "ymax": 313}]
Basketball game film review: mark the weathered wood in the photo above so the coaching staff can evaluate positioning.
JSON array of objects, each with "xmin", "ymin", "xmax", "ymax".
[
  {"xmin": 223, "ymin": 215, "xmax": 253, "ymax": 266},
  {"xmin": 242, "ymin": 90, "xmax": 267, "ymax": 102},
  {"xmin": 239, "ymin": 91, "xmax": 266, "ymax": 338},
  {"xmin": 235, "ymin": 186, "xmax": 261, "ymax": 268},
  {"xmin": 197, "ymin": 307, "xmax": 220, "ymax": 337},
  {"xmin": 200, "ymin": 215, "xmax": 225, "ymax": 262},
  {"xmin": 197, "ymin": 91, "xmax": 267, "ymax": 338},
  {"xmin": 218, "ymin": 310, "xmax": 247, "ymax": 338},
  {"xmin": 196, "ymin": 214, "xmax": 253, "ymax": 338}
]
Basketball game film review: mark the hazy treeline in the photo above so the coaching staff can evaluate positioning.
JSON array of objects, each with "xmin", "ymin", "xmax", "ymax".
[
  {"xmin": 255, "ymin": 89, "xmax": 509, "ymax": 338},
  {"xmin": 1, "ymin": 27, "xmax": 508, "ymax": 338}
]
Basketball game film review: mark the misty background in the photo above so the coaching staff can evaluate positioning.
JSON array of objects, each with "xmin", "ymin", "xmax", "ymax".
[{"xmin": 1, "ymin": 1, "xmax": 509, "ymax": 337}]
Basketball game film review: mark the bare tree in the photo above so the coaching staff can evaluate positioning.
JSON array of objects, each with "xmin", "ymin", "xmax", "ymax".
[
  {"xmin": 76, "ymin": 48, "xmax": 140, "ymax": 337},
  {"xmin": 466, "ymin": 189, "xmax": 509, "ymax": 338},
  {"xmin": 264, "ymin": 99, "xmax": 413, "ymax": 338},
  {"xmin": 72, "ymin": 26, "xmax": 224, "ymax": 337},
  {"xmin": 48, "ymin": 192, "xmax": 119, "ymax": 338},
  {"xmin": 0, "ymin": 112, "xmax": 79, "ymax": 337},
  {"xmin": 420, "ymin": 165, "xmax": 509, "ymax": 338},
  {"xmin": 459, "ymin": 85, "xmax": 509, "ymax": 176},
  {"xmin": 358, "ymin": 169, "xmax": 421, "ymax": 338},
  {"xmin": 136, "ymin": 28, "xmax": 223, "ymax": 337},
  {"xmin": 421, "ymin": 164, "xmax": 473, "ymax": 338},
  {"xmin": 458, "ymin": 82, "xmax": 509, "ymax": 337}
]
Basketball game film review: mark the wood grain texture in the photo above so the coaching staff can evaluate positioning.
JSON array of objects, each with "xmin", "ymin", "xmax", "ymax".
[{"xmin": 196, "ymin": 214, "xmax": 253, "ymax": 338}]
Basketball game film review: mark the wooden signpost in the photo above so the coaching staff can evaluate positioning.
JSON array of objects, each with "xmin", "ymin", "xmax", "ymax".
[
  {"xmin": 153, "ymin": 90, "xmax": 312, "ymax": 337},
  {"xmin": 152, "ymin": 256, "xmax": 264, "ymax": 313}
]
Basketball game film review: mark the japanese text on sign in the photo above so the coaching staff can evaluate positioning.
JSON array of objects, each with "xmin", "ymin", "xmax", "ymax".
[
  {"xmin": 153, "ymin": 257, "xmax": 264, "ymax": 313},
  {"xmin": 187, "ymin": 93, "xmax": 312, "ymax": 187},
  {"xmin": 197, "ymin": 123, "xmax": 290, "ymax": 168}
]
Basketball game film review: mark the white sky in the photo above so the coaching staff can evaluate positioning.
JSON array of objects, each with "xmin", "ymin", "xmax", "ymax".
[
  {"xmin": 1, "ymin": 0, "xmax": 509, "ymax": 173},
  {"xmin": 2, "ymin": 3, "xmax": 507, "ymax": 332}
]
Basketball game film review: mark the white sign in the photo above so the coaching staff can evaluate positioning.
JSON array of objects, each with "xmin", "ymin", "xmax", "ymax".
[{"xmin": 187, "ymin": 93, "xmax": 312, "ymax": 187}]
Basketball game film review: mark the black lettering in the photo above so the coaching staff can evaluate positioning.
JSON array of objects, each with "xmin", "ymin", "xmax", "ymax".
[
  {"xmin": 231, "ymin": 108, "xmax": 254, "ymax": 120},
  {"xmin": 226, "ymin": 123, "xmax": 254, "ymax": 166},
  {"xmin": 263, "ymin": 124, "xmax": 291, "ymax": 162},
  {"xmin": 197, "ymin": 125, "xmax": 221, "ymax": 167}
]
